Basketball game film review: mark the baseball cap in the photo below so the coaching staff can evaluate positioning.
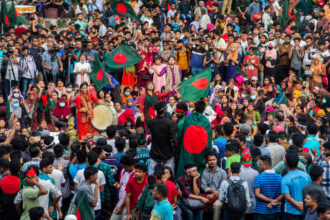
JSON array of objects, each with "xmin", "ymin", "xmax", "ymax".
[{"xmin": 241, "ymin": 152, "xmax": 252, "ymax": 167}]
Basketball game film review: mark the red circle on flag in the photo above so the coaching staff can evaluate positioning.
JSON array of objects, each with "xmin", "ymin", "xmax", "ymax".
[
  {"xmin": 183, "ymin": 125, "xmax": 208, "ymax": 154},
  {"xmin": 114, "ymin": 53, "xmax": 127, "ymax": 64},
  {"xmin": 117, "ymin": 3, "xmax": 127, "ymax": 14},
  {"xmin": 148, "ymin": 106, "xmax": 157, "ymax": 119},
  {"xmin": 190, "ymin": 78, "xmax": 209, "ymax": 90}
]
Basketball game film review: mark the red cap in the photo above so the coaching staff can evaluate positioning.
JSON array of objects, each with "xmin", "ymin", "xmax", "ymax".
[{"xmin": 26, "ymin": 168, "xmax": 36, "ymax": 177}]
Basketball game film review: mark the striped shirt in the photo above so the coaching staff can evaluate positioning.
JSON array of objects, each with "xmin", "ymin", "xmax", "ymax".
[
  {"xmin": 22, "ymin": 158, "xmax": 41, "ymax": 172},
  {"xmin": 254, "ymin": 170, "xmax": 282, "ymax": 214}
]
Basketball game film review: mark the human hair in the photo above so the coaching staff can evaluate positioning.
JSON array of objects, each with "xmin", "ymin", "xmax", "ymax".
[
  {"xmin": 9, "ymin": 160, "xmax": 21, "ymax": 175},
  {"xmin": 155, "ymin": 184, "xmax": 168, "ymax": 198},
  {"xmin": 154, "ymin": 164, "xmax": 165, "ymax": 180},
  {"xmin": 223, "ymin": 122, "xmax": 234, "ymax": 136},
  {"xmin": 29, "ymin": 206, "xmax": 44, "ymax": 220},
  {"xmin": 184, "ymin": 162, "xmax": 196, "ymax": 171},
  {"xmin": 253, "ymin": 133, "xmax": 264, "ymax": 147},
  {"xmin": 92, "ymin": 146, "xmax": 103, "ymax": 157},
  {"xmin": 41, "ymin": 151, "xmax": 55, "ymax": 163},
  {"xmin": 206, "ymin": 150, "xmax": 218, "ymax": 160},
  {"xmin": 225, "ymin": 142, "xmax": 238, "ymax": 153},
  {"xmin": 84, "ymin": 166, "xmax": 98, "ymax": 180},
  {"xmin": 195, "ymin": 100, "xmax": 206, "ymax": 113},
  {"xmin": 87, "ymin": 151, "xmax": 98, "ymax": 165},
  {"xmin": 317, "ymin": 203, "xmax": 330, "ymax": 217},
  {"xmin": 137, "ymin": 133, "xmax": 146, "ymax": 145},
  {"xmin": 275, "ymin": 111, "xmax": 284, "ymax": 122},
  {"xmin": 115, "ymin": 137, "xmax": 126, "ymax": 152},
  {"xmin": 106, "ymin": 125, "xmax": 117, "ymax": 139},
  {"xmin": 54, "ymin": 144, "xmax": 65, "ymax": 158},
  {"xmin": 250, "ymin": 147, "xmax": 261, "ymax": 159},
  {"xmin": 234, "ymin": 132, "xmax": 246, "ymax": 143},
  {"xmin": 260, "ymin": 155, "xmax": 272, "ymax": 167},
  {"xmin": 231, "ymin": 162, "xmax": 241, "ymax": 174},
  {"xmin": 135, "ymin": 163, "xmax": 148, "ymax": 172},
  {"xmin": 291, "ymin": 132, "xmax": 306, "ymax": 148},
  {"xmin": 120, "ymin": 155, "xmax": 135, "ymax": 166},
  {"xmin": 307, "ymin": 122, "xmax": 318, "ymax": 135},
  {"xmin": 257, "ymin": 123, "xmax": 269, "ymax": 135},
  {"xmin": 306, "ymin": 190, "xmax": 321, "ymax": 203},
  {"xmin": 30, "ymin": 146, "xmax": 41, "ymax": 158},
  {"xmin": 309, "ymin": 165, "xmax": 324, "ymax": 181},
  {"xmin": 39, "ymin": 159, "xmax": 52, "ymax": 170},
  {"xmin": 59, "ymin": 133, "xmax": 70, "ymax": 146},
  {"xmin": 76, "ymin": 150, "xmax": 87, "ymax": 164},
  {"xmin": 285, "ymin": 153, "xmax": 299, "ymax": 169}
]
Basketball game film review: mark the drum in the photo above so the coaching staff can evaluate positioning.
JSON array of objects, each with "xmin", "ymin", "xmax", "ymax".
[{"xmin": 91, "ymin": 104, "xmax": 114, "ymax": 131}]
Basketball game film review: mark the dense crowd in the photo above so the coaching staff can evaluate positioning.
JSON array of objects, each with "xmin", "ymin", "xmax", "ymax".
[{"xmin": 0, "ymin": 0, "xmax": 330, "ymax": 220}]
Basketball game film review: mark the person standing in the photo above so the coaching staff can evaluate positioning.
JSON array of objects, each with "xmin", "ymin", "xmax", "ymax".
[
  {"xmin": 150, "ymin": 184, "xmax": 174, "ymax": 220},
  {"xmin": 4, "ymin": 48, "xmax": 20, "ymax": 98},
  {"xmin": 19, "ymin": 47, "xmax": 38, "ymax": 98}
]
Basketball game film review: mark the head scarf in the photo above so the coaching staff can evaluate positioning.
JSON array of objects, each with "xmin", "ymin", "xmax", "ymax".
[
  {"xmin": 311, "ymin": 56, "xmax": 322, "ymax": 74},
  {"xmin": 210, "ymin": 85, "xmax": 221, "ymax": 104},
  {"xmin": 117, "ymin": 109, "xmax": 136, "ymax": 127},
  {"xmin": 8, "ymin": 88, "xmax": 24, "ymax": 101},
  {"xmin": 220, "ymin": 116, "xmax": 231, "ymax": 124},
  {"xmin": 229, "ymin": 43, "xmax": 238, "ymax": 62},
  {"xmin": 125, "ymin": 98, "xmax": 136, "ymax": 115},
  {"xmin": 53, "ymin": 97, "xmax": 71, "ymax": 119},
  {"xmin": 265, "ymin": 42, "xmax": 277, "ymax": 68},
  {"xmin": 88, "ymin": 86, "xmax": 97, "ymax": 98},
  {"xmin": 10, "ymin": 99, "xmax": 22, "ymax": 118}
]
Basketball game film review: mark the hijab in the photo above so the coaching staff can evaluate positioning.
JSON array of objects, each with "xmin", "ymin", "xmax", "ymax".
[
  {"xmin": 10, "ymin": 99, "xmax": 22, "ymax": 118},
  {"xmin": 53, "ymin": 97, "xmax": 71, "ymax": 118},
  {"xmin": 117, "ymin": 109, "xmax": 136, "ymax": 127},
  {"xmin": 265, "ymin": 42, "xmax": 277, "ymax": 68},
  {"xmin": 229, "ymin": 43, "xmax": 239, "ymax": 62},
  {"xmin": 125, "ymin": 98, "xmax": 136, "ymax": 115}
]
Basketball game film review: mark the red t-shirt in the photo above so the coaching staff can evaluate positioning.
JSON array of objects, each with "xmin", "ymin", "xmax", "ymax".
[
  {"xmin": 206, "ymin": 0, "xmax": 215, "ymax": 13},
  {"xmin": 165, "ymin": 180, "xmax": 179, "ymax": 204},
  {"xmin": 125, "ymin": 175, "xmax": 148, "ymax": 210}
]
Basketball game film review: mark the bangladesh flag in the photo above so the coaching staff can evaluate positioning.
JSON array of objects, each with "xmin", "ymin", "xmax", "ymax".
[
  {"xmin": 104, "ymin": 43, "xmax": 142, "ymax": 71},
  {"xmin": 180, "ymin": 68, "xmax": 212, "ymax": 102},
  {"xmin": 90, "ymin": 57, "xmax": 109, "ymax": 91},
  {"xmin": 234, "ymin": 65, "xmax": 248, "ymax": 78},
  {"xmin": 280, "ymin": 0, "xmax": 289, "ymax": 29},
  {"xmin": 111, "ymin": 1, "xmax": 139, "ymax": 20},
  {"xmin": 8, "ymin": 1, "xmax": 29, "ymax": 26},
  {"xmin": 68, "ymin": 193, "xmax": 95, "ymax": 220},
  {"xmin": 176, "ymin": 112, "xmax": 213, "ymax": 178},
  {"xmin": 0, "ymin": 0, "xmax": 10, "ymax": 30}
]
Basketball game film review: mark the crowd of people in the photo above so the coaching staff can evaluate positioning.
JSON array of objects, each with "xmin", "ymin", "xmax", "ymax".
[{"xmin": 0, "ymin": 0, "xmax": 330, "ymax": 219}]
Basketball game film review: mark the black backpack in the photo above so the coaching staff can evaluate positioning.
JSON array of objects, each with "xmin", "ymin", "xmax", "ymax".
[{"xmin": 225, "ymin": 179, "xmax": 248, "ymax": 218}]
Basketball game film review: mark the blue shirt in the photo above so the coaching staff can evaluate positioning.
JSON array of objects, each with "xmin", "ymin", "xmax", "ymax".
[
  {"xmin": 254, "ymin": 171, "xmax": 282, "ymax": 214},
  {"xmin": 69, "ymin": 163, "xmax": 87, "ymax": 179},
  {"xmin": 303, "ymin": 135, "xmax": 320, "ymax": 156},
  {"xmin": 281, "ymin": 169, "xmax": 311, "ymax": 215},
  {"xmin": 42, "ymin": 51, "xmax": 62, "ymax": 75},
  {"xmin": 151, "ymin": 199, "xmax": 173, "ymax": 220},
  {"xmin": 247, "ymin": 2, "xmax": 261, "ymax": 20},
  {"xmin": 114, "ymin": 153, "xmax": 125, "ymax": 161}
]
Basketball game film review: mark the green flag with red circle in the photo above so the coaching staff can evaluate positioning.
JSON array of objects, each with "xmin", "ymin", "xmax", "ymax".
[
  {"xmin": 176, "ymin": 112, "xmax": 213, "ymax": 178},
  {"xmin": 104, "ymin": 43, "xmax": 142, "ymax": 71},
  {"xmin": 89, "ymin": 57, "xmax": 109, "ymax": 91},
  {"xmin": 0, "ymin": 0, "xmax": 10, "ymax": 30},
  {"xmin": 111, "ymin": 1, "xmax": 139, "ymax": 20},
  {"xmin": 179, "ymin": 68, "xmax": 212, "ymax": 102}
]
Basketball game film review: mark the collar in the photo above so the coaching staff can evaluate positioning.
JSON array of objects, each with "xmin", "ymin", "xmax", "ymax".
[
  {"xmin": 207, "ymin": 166, "xmax": 220, "ymax": 173},
  {"xmin": 159, "ymin": 199, "xmax": 169, "ymax": 205},
  {"xmin": 263, "ymin": 169, "xmax": 275, "ymax": 173}
]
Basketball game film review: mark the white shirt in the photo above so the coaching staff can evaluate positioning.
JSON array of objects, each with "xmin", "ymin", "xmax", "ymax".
[
  {"xmin": 74, "ymin": 169, "xmax": 106, "ymax": 210},
  {"xmin": 262, "ymin": 13, "xmax": 271, "ymax": 31},
  {"xmin": 199, "ymin": 14, "xmax": 211, "ymax": 30},
  {"xmin": 89, "ymin": 0, "xmax": 105, "ymax": 11},
  {"xmin": 271, "ymin": 1, "xmax": 281, "ymax": 16},
  {"xmin": 5, "ymin": 57, "xmax": 21, "ymax": 81},
  {"xmin": 73, "ymin": 62, "xmax": 91, "ymax": 86},
  {"xmin": 49, "ymin": 169, "xmax": 66, "ymax": 206},
  {"xmin": 214, "ymin": 38, "xmax": 227, "ymax": 62}
]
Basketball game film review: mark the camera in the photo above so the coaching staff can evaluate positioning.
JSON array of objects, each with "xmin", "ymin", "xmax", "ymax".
[
  {"xmin": 37, "ymin": 47, "xmax": 45, "ymax": 56},
  {"xmin": 49, "ymin": 46, "xmax": 59, "ymax": 62}
]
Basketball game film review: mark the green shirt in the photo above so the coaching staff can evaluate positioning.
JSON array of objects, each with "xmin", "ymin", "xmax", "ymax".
[
  {"xmin": 225, "ymin": 154, "xmax": 241, "ymax": 170},
  {"xmin": 274, "ymin": 161, "xmax": 307, "ymax": 175},
  {"xmin": 21, "ymin": 186, "xmax": 40, "ymax": 220}
]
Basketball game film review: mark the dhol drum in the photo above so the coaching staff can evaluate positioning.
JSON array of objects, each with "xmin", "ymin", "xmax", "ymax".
[{"xmin": 91, "ymin": 104, "xmax": 115, "ymax": 131}]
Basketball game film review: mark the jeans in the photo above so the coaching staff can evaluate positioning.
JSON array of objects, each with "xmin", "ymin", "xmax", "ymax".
[
  {"xmin": 191, "ymin": 67, "xmax": 204, "ymax": 75},
  {"xmin": 180, "ymin": 201, "xmax": 203, "ymax": 220},
  {"xmin": 283, "ymin": 213, "xmax": 303, "ymax": 220},
  {"xmin": 149, "ymin": 157, "xmax": 175, "ymax": 174},
  {"xmin": 21, "ymin": 77, "xmax": 35, "ymax": 98},
  {"xmin": 4, "ymin": 79, "xmax": 18, "ymax": 98},
  {"xmin": 254, "ymin": 213, "xmax": 281, "ymax": 220},
  {"xmin": 180, "ymin": 13, "xmax": 192, "ymax": 22},
  {"xmin": 292, "ymin": 69, "xmax": 302, "ymax": 79},
  {"xmin": 95, "ymin": 209, "xmax": 102, "ymax": 220}
]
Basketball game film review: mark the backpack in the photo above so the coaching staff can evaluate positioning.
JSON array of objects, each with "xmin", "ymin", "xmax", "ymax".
[{"xmin": 225, "ymin": 179, "xmax": 248, "ymax": 218}]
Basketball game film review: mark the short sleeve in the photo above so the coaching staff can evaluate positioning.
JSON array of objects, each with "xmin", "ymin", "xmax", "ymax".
[
  {"xmin": 225, "ymin": 157, "xmax": 232, "ymax": 169},
  {"xmin": 125, "ymin": 179, "xmax": 132, "ymax": 193},
  {"xmin": 49, "ymin": 182, "xmax": 62, "ymax": 197},
  {"xmin": 86, "ymin": 188, "xmax": 95, "ymax": 202},
  {"xmin": 23, "ymin": 187, "xmax": 39, "ymax": 199},
  {"xmin": 41, "ymin": 53, "xmax": 47, "ymax": 62},
  {"xmin": 98, "ymin": 171, "xmax": 106, "ymax": 186},
  {"xmin": 254, "ymin": 175, "xmax": 261, "ymax": 189},
  {"xmin": 281, "ymin": 177, "xmax": 289, "ymax": 194},
  {"xmin": 74, "ymin": 170, "xmax": 83, "ymax": 185}
]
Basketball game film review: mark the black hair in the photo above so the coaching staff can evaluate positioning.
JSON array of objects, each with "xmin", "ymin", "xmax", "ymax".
[
  {"xmin": 176, "ymin": 102, "xmax": 188, "ymax": 112},
  {"xmin": 11, "ymin": 136, "xmax": 29, "ymax": 151},
  {"xmin": 54, "ymin": 144, "xmax": 64, "ymax": 158},
  {"xmin": 41, "ymin": 151, "xmax": 55, "ymax": 163},
  {"xmin": 309, "ymin": 165, "xmax": 324, "ymax": 181},
  {"xmin": 9, "ymin": 160, "xmax": 21, "ymax": 175},
  {"xmin": 0, "ymin": 145, "xmax": 10, "ymax": 158},
  {"xmin": 260, "ymin": 155, "xmax": 272, "ymax": 167},
  {"xmin": 285, "ymin": 153, "xmax": 299, "ymax": 169},
  {"xmin": 29, "ymin": 206, "xmax": 44, "ymax": 220},
  {"xmin": 275, "ymin": 111, "xmax": 284, "ymax": 122},
  {"xmin": 155, "ymin": 184, "xmax": 168, "ymax": 198},
  {"xmin": 267, "ymin": 131, "xmax": 278, "ymax": 142},
  {"xmin": 120, "ymin": 155, "xmax": 135, "ymax": 166},
  {"xmin": 147, "ymin": 175, "xmax": 157, "ymax": 187},
  {"xmin": 257, "ymin": 123, "xmax": 269, "ymax": 135},
  {"xmin": 231, "ymin": 162, "xmax": 241, "ymax": 173},
  {"xmin": 205, "ymin": 150, "xmax": 218, "ymax": 160},
  {"xmin": 306, "ymin": 190, "xmax": 321, "ymax": 203},
  {"xmin": 39, "ymin": 159, "xmax": 53, "ymax": 170},
  {"xmin": 30, "ymin": 146, "xmax": 41, "ymax": 158},
  {"xmin": 154, "ymin": 101, "xmax": 167, "ymax": 114},
  {"xmin": 194, "ymin": 100, "xmax": 206, "ymax": 113},
  {"xmin": 106, "ymin": 125, "xmax": 117, "ymax": 139},
  {"xmin": 184, "ymin": 162, "xmax": 196, "ymax": 171},
  {"xmin": 307, "ymin": 122, "xmax": 318, "ymax": 135},
  {"xmin": 324, "ymin": 141, "xmax": 330, "ymax": 150},
  {"xmin": 317, "ymin": 203, "xmax": 330, "ymax": 217},
  {"xmin": 135, "ymin": 163, "xmax": 148, "ymax": 172},
  {"xmin": 154, "ymin": 164, "xmax": 165, "ymax": 180},
  {"xmin": 87, "ymin": 151, "xmax": 98, "ymax": 165},
  {"xmin": 253, "ymin": 133, "xmax": 264, "ymax": 147},
  {"xmin": 59, "ymin": 133, "xmax": 70, "ymax": 147},
  {"xmin": 115, "ymin": 137, "xmax": 126, "ymax": 152},
  {"xmin": 291, "ymin": 132, "xmax": 306, "ymax": 148},
  {"xmin": 76, "ymin": 150, "xmax": 87, "ymax": 164},
  {"xmin": 235, "ymin": 132, "xmax": 246, "ymax": 143},
  {"xmin": 84, "ymin": 166, "xmax": 98, "ymax": 180},
  {"xmin": 223, "ymin": 122, "xmax": 234, "ymax": 136}
]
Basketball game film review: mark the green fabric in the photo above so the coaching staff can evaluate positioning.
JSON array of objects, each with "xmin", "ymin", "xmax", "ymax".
[
  {"xmin": 104, "ymin": 43, "xmax": 142, "ymax": 71},
  {"xmin": 144, "ymin": 94, "xmax": 158, "ymax": 133},
  {"xmin": 234, "ymin": 65, "xmax": 248, "ymax": 77},
  {"xmin": 295, "ymin": 0, "xmax": 313, "ymax": 16},
  {"xmin": 137, "ymin": 186, "xmax": 156, "ymax": 210},
  {"xmin": 0, "ymin": 0, "xmax": 9, "ymax": 30},
  {"xmin": 6, "ymin": 96, "xmax": 10, "ymax": 120},
  {"xmin": 90, "ymin": 57, "xmax": 109, "ymax": 91},
  {"xmin": 125, "ymin": 65, "xmax": 136, "ymax": 77},
  {"xmin": 225, "ymin": 154, "xmax": 241, "ymax": 170},
  {"xmin": 180, "ymin": 67, "xmax": 212, "ymax": 102},
  {"xmin": 176, "ymin": 112, "xmax": 212, "ymax": 178},
  {"xmin": 21, "ymin": 186, "xmax": 40, "ymax": 220},
  {"xmin": 6, "ymin": 1, "xmax": 30, "ymax": 26},
  {"xmin": 36, "ymin": 89, "xmax": 52, "ymax": 112},
  {"xmin": 280, "ymin": 0, "xmax": 289, "ymax": 29},
  {"xmin": 111, "ymin": 1, "xmax": 139, "ymax": 20},
  {"xmin": 75, "ymin": 193, "xmax": 95, "ymax": 220},
  {"xmin": 276, "ymin": 94, "xmax": 289, "ymax": 106}
]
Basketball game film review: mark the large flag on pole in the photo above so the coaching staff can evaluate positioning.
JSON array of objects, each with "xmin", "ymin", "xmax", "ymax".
[
  {"xmin": 111, "ymin": 1, "xmax": 139, "ymax": 20},
  {"xmin": 179, "ymin": 68, "xmax": 212, "ymax": 102},
  {"xmin": 0, "ymin": 0, "xmax": 10, "ymax": 30}
]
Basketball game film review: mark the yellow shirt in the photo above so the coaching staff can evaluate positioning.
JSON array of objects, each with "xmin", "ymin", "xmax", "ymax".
[{"xmin": 176, "ymin": 49, "xmax": 189, "ymax": 70}]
